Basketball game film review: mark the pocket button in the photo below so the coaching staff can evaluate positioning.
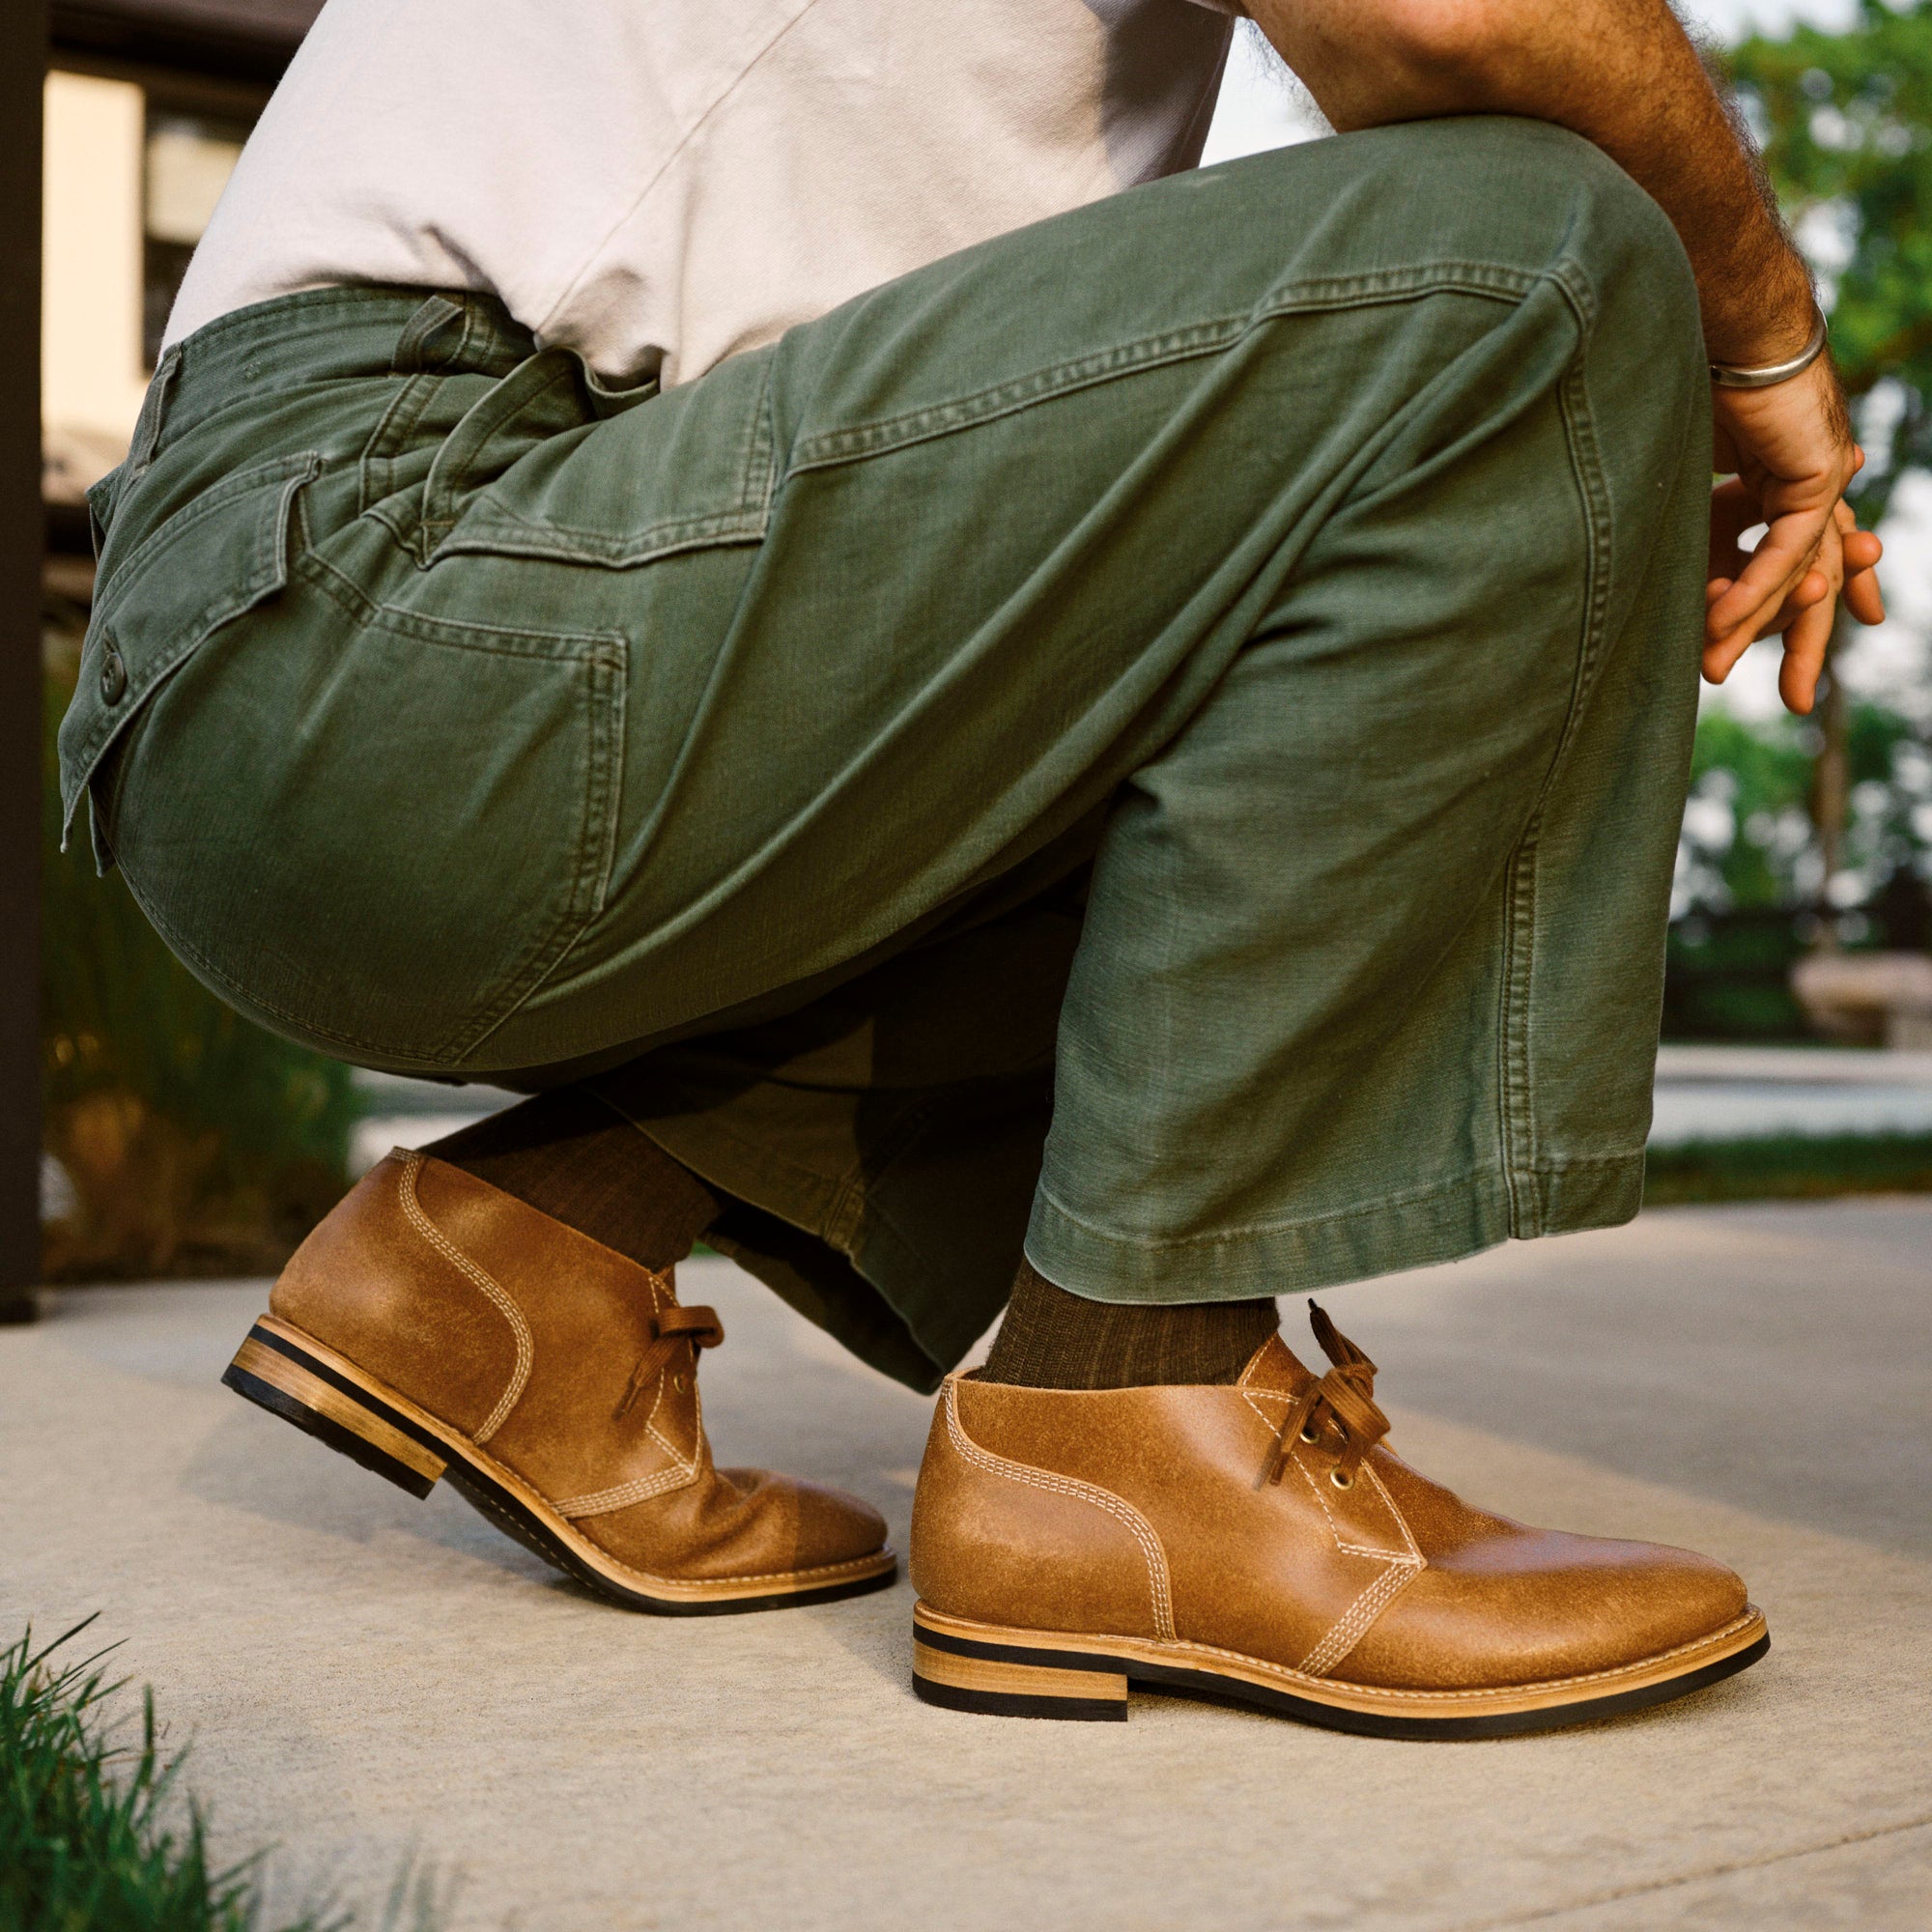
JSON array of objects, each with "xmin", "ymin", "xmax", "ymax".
[{"xmin": 99, "ymin": 641, "xmax": 128, "ymax": 705}]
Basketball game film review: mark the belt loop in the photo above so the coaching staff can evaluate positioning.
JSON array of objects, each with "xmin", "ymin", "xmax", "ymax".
[
  {"xmin": 390, "ymin": 292, "xmax": 469, "ymax": 375},
  {"xmin": 126, "ymin": 348, "xmax": 182, "ymax": 479}
]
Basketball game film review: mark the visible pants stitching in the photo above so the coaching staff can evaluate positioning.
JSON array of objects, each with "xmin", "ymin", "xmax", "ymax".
[
  {"xmin": 787, "ymin": 263, "xmax": 1542, "ymax": 475},
  {"xmin": 1499, "ymin": 280, "xmax": 1616, "ymax": 1231},
  {"xmin": 123, "ymin": 547, "xmax": 625, "ymax": 1065},
  {"xmin": 1031, "ymin": 1158, "xmax": 1511, "ymax": 1254},
  {"xmin": 294, "ymin": 546, "xmax": 627, "ymax": 1063}
]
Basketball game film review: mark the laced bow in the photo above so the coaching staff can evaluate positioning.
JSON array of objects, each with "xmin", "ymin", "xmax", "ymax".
[
  {"xmin": 614, "ymin": 1300, "xmax": 724, "ymax": 1419},
  {"xmin": 1259, "ymin": 1301, "xmax": 1390, "ymax": 1491}
]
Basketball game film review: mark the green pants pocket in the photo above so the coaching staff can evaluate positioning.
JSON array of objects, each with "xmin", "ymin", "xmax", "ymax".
[
  {"xmin": 59, "ymin": 451, "xmax": 321, "ymax": 867},
  {"xmin": 107, "ymin": 552, "xmax": 628, "ymax": 1069},
  {"xmin": 423, "ymin": 341, "xmax": 776, "ymax": 568}
]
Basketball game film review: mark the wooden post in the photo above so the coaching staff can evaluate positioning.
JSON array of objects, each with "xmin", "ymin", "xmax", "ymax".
[{"xmin": 0, "ymin": 0, "xmax": 47, "ymax": 1320}]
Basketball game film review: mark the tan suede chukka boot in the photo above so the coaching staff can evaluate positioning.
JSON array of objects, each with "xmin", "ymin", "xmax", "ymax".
[
  {"xmin": 911, "ymin": 1307, "xmax": 1766, "ymax": 1735},
  {"xmin": 224, "ymin": 1151, "xmax": 895, "ymax": 1612}
]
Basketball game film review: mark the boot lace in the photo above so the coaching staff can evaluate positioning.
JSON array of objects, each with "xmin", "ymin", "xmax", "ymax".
[
  {"xmin": 614, "ymin": 1301, "xmax": 724, "ymax": 1419},
  {"xmin": 1259, "ymin": 1301, "xmax": 1390, "ymax": 1492}
]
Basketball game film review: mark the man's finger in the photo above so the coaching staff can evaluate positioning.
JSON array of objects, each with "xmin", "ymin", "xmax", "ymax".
[
  {"xmin": 1844, "ymin": 560, "xmax": 1886, "ymax": 626},
  {"xmin": 1743, "ymin": 572, "xmax": 1831, "ymax": 646},
  {"xmin": 1702, "ymin": 617, "xmax": 1754, "ymax": 683},
  {"xmin": 1832, "ymin": 506, "xmax": 1878, "ymax": 626},
  {"xmin": 1782, "ymin": 570, "xmax": 1831, "ymax": 619},
  {"xmin": 1702, "ymin": 637, "xmax": 1744, "ymax": 684},
  {"xmin": 1706, "ymin": 504, "xmax": 1832, "ymax": 645},
  {"xmin": 1776, "ymin": 588, "xmax": 1834, "ymax": 713}
]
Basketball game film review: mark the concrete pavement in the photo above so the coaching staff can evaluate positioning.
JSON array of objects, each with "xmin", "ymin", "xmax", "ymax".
[{"xmin": 3, "ymin": 1200, "xmax": 1928, "ymax": 1930}]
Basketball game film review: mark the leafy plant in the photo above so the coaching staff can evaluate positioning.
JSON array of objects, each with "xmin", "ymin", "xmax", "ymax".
[
  {"xmin": 3, "ymin": 1619, "xmax": 294, "ymax": 1932},
  {"xmin": 0, "ymin": 1619, "xmax": 442, "ymax": 1932}
]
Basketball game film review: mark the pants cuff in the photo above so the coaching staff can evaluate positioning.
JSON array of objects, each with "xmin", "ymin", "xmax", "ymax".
[{"xmin": 1023, "ymin": 1153, "xmax": 1645, "ymax": 1303}]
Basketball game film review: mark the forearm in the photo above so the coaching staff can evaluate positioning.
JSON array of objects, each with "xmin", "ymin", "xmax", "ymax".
[{"xmin": 1244, "ymin": 0, "xmax": 1815, "ymax": 363}]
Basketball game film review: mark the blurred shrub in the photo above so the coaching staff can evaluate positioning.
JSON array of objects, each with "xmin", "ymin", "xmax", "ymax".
[
  {"xmin": 1666, "ymin": 701, "xmax": 1932, "ymax": 1038},
  {"xmin": 41, "ymin": 628, "xmax": 358, "ymax": 1280},
  {"xmin": 1676, "ymin": 701, "xmax": 1930, "ymax": 916},
  {"xmin": 1645, "ymin": 1130, "xmax": 1932, "ymax": 1204},
  {"xmin": 1664, "ymin": 908, "xmax": 1810, "ymax": 1040}
]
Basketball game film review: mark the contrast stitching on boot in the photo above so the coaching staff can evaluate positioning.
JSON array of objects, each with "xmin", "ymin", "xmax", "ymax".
[
  {"xmin": 1241, "ymin": 1384, "xmax": 1424, "ymax": 1676},
  {"xmin": 1248, "ymin": 1389, "xmax": 1359, "ymax": 1544},
  {"xmin": 1148, "ymin": 1607, "xmax": 1764, "ymax": 1702},
  {"xmin": 643, "ymin": 1368, "xmax": 687, "ymax": 1464},
  {"xmin": 553, "ymin": 1465, "xmax": 695, "ymax": 1518},
  {"xmin": 550, "ymin": 1269, "xmax": 700, "ymax": 1513},
  {"xmin": 445, "ymin": 1471, "xmax": 890, "ymax": 1586},
  {"xmin": 1242, "ymin": 1386, "xmax": 1411, "ymax": 1562},
  {"xmin": 637, "ymin": 1270, "xmax": 702, "ymax": 1496},
  {"xmin": 396, "ymin": 1151, "xmax": 532, "ymax": 1442},
  {"xmin": 944, "ymin": 1381, "xmax": 1175, "ymax": 1640},
  {"xmin": 641, "ymin": 1274, "xmax": 673, "ymax": 1455},
  {"xmin": 1365, "ymin": 1462, "xmax": 1424, "ymax": 1565},
  {"xmin": 1298, "ymin": 1556, "xmax": 1423, "ymax": 1679}
]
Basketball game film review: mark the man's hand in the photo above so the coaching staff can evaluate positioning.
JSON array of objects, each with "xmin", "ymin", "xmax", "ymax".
[
  {"xmin": 1243, "ymin": 0, "xmax": 1887, "ymax": 714},
  {"xmin": 1703, "ymin": 361, "xmax": 1884, "ymax": 715}
]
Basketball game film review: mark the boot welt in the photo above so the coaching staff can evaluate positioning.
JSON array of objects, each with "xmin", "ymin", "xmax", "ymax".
[
  {"xmin": 911, "ymin": 1601, "xmax": 1769, "ymax": 1737},
  {"xmin": 222, "ymin": 1314, "xmax": 898, "ymax": 1614}
]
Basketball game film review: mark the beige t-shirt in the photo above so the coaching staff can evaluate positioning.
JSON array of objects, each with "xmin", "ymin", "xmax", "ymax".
[{"xmin": 166, "ymin": 0, "xmax": 1236, "ymax": 386}]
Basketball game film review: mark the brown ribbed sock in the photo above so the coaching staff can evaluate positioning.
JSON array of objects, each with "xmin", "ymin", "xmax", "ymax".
[
  {"xmin": 424, "ymin": 1088, "xmax": 722, "ymax": 1274},
  {"xmin": 981, "ymin": 1259, "xmax": 1278, "ymax": 1389}
]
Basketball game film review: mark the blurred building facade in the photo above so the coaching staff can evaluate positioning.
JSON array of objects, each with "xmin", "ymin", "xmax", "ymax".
[{"xmin": 43, "ymin": 1, "xmax": 318, "ymax": 531}]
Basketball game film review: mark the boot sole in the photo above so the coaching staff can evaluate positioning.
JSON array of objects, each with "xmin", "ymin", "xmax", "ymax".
[
  {"xmin": 222, "ymin": 1315, "xmax": 897, "ymax": 1615},
  {"xmin": 911, "ymin": 1600, "xmax": 1770, "ymax": 1737}
]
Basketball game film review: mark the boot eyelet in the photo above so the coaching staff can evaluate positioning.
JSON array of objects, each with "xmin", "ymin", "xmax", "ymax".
[
  {"xmin": 673, "ymin": 1374, "xmax": 689, "ymax": 1393},
  {"xmin": 1329, "ymin": 1467, "xmax": 1353, "ymax": 1490},
  {"xmin": 1298, "ymin": 1423, "xmax": 1321, "ymax": 1443}
]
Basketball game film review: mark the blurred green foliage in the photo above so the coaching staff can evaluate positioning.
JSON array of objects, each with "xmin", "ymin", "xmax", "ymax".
[
  {"xmin": 1663, "ymin": 10, "xmax": 1932, "ymax": 1040},
  {"xmin": 1730, "ymin": 0, "xmax": 1932, "ymax": 524},
  {"xmin": 1680, "ymin": 700, "xmax": 1930, "ymax": 912},
  {"xmin": 1668, "ymin": 700, "xmax": 1932, "ymax": 1038},
  {"xmin": 42, "ymin": 627, "xmax": 358, "ymax": 1280},
  {"xmin": 1645, "ymin": 1129, "xmax": 1932, "ymax": 1203}
]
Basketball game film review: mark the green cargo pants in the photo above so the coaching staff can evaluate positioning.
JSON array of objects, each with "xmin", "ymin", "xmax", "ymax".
[{"xmin": 63, "ymin": 117, "xmax": 1709, "ymax": 1390}]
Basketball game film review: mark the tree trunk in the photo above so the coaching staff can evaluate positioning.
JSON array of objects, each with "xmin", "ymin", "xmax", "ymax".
[{"xmin": 1809, "ymin": 610, "xmax": 1851, "ymax": 951}]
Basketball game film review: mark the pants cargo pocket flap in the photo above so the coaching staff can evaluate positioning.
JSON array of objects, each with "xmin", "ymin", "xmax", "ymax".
[{"xmin": 57, "ymin": 451, "xmax": 321, "ymax": 855}]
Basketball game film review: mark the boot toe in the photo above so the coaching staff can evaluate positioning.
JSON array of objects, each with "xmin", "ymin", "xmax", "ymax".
[
  {"xmin": 1336, "ymin": 1530, "xmax": 1751, "ymax": 1691},
  {"xmin": 721, "ymin": 1467, "xmax": 889, "ymax": 1572}
]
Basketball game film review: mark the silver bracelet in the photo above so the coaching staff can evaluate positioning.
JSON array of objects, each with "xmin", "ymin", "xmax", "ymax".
[{"xmin": 1710, "ymin": 306, "xmax": 1829, "ymax": 390}]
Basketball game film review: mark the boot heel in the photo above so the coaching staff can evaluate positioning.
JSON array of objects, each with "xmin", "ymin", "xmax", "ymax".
[
  {"xmin": 912, "ymin": 1606, "xmax": 1129, "ymax": 1721},
  {"xmin": 223, "ymin": 1321, "xmax": 447, "ymax": 1500}
]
